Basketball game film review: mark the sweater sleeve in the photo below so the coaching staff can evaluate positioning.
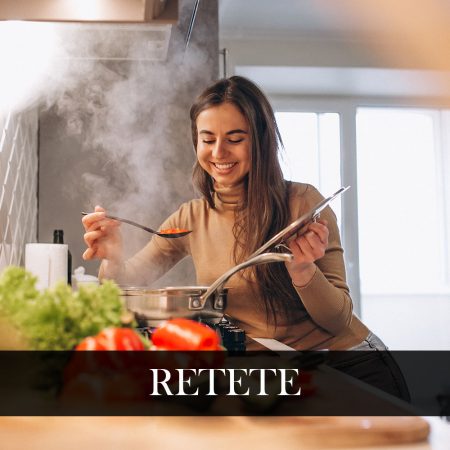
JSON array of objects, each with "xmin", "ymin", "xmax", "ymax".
[
  {"xmin": 291, "ymin": 185, "xmax": 353, "ymax": 335},
  {"xmin": 99, "ymin": 204, "xmax": 190, "ymax": 286}
]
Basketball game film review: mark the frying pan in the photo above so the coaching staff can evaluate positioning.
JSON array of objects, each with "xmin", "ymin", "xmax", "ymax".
[{"xmin": 121, "ymin": 252, "xmax": 293, "ymax": 327}]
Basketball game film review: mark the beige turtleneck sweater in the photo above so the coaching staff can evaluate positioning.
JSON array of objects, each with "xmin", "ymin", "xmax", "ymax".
[{"xmin": 100, "ymin": 182, "xmax": 370, "ymax": 350}]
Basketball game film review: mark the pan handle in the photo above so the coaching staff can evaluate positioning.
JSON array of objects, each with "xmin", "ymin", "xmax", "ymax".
[{"xmin": 195, "ymin": 252, "xmax": 294, "ymax": 310}]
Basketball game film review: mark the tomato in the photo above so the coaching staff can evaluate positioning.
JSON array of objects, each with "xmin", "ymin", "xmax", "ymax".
[
  {"xmin": 75, "ymin": 328, "xmax": 146, "ymax": 351},
  {"xmin": 95, "ymin": 327, "xmax": 146, "ymax": 351},
  {"xmin": 75, "ymin": 336, "xmax": 106, "ymax": 351},
  {"xmin": 151, "ymin": 318, "xmax": 221, "ymax": 350}
]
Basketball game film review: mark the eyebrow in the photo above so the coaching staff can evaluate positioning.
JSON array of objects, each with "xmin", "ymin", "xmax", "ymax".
[{"xmin": 199, "ymin": 129, "xmax": 248, "ymax": 135}]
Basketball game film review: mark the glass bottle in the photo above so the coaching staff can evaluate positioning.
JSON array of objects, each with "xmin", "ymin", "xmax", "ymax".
[{"xmin": 53, "ymin": 229, "xmax": 72, "ymax": 285}]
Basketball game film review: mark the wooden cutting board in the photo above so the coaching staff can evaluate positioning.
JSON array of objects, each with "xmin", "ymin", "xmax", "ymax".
[
  {"xmin": 240, "ymin": 416, "xmax": 431, "ymax": 447},
  {"xmin": 0, "ymin": 416, "xmax": 430, "ymax": 449}
]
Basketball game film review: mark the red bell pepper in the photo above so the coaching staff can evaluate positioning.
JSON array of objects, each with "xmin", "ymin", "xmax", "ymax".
[
  {"xmin": 75, "ymin": 336, "xmax": 105, "ymax": 351},
  {"xmin": 75, "ymin": 328, "xmax": 146, "ymax": 351},
  {"xmin": 151, "ymin": 318, "xmax": 221, "ymax": 350},
  {"xmin": 95, "ymin": 327, "xmax": 146, "ymax": 351}
]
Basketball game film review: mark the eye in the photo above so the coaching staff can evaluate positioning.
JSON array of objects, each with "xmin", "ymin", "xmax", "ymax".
[
  {"xmin": 202, "ymin": 140, "xmax": 215, "ymax": 144},
  {"xmin": 228, "ymin": 138, "xmax": 244, "ymax": 144}
]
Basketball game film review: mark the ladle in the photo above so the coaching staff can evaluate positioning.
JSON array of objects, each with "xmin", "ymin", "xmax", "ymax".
[{"xmin": 81, "ymin": 212, "xmax": 192, "ymax": 239}]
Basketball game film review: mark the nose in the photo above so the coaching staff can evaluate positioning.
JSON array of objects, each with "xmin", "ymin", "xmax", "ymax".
[{"xmin": 211, "ymin": 139, "xmax": 228, "ymax": 159}]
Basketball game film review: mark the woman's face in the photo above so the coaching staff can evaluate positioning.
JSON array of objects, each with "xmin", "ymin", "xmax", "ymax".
[{"xmin": 196, "ymin": 102, "xmax": 250, "ymax": 187}]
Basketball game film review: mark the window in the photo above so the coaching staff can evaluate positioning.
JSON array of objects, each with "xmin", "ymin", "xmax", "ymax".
[
  {"xmin": 275, "ymin": 103, "xmax": 450, "ymax": 349},
  {"xmin": 356, "ymin": 107, "xmax": 449, "ymax": 295},
  {"xmin": 275, "ymin": 112, "xmax": 342, "ymax": 225},
  {"xmin": 356, "ymin": 107, "xmax": 450, "ymax": 349}
]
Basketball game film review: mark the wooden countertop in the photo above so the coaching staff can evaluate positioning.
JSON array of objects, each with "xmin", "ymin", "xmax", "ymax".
[
  {"xmin": 1, "ymin": 339, "xmax": 446, "ymax": 448},
  {"xmin": 0, "ymin": 359, "xmax": 446, "ymax": 449},
  {"xmin": 0, "ymin": 416, "xmax": 448, "ymax": 449}
]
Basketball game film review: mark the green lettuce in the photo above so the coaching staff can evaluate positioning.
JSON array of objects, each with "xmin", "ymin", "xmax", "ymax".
[{"xmin": 0, "ymin": 266, "xmax": 127, "ymax": 350}]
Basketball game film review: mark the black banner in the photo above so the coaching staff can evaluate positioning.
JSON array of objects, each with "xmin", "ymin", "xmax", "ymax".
[{"xmin": 0, "ymin": 351, "xmax": 449, "ymax": 416}]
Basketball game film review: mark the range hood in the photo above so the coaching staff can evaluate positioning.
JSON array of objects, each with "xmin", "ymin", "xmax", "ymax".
[
  {"xmin": 0, "ymin": 0, "xmax": 177, "ymax": 23},
  {"xmin": 0, "ymin": 0, "xmax": 179, "ymax": 61},
  {"xmin": 50, "ymin": 22, "xmax": 173, "ymax": 61}
]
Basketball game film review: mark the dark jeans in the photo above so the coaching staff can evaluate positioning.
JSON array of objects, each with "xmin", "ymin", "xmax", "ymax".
[{"xmin": 327, "ymin": 333, "xmax": 411, "ymax": 402}]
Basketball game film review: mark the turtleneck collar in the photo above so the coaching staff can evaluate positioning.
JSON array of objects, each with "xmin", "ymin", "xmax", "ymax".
[{"xmin": 213, "ymin": 180, "xmax": 246, "ymax": 210}]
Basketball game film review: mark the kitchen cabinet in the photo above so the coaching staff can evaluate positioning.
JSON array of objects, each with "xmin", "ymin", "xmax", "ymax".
[{"xmin": 0, "ymin": 0, "xmax": 178, "ymax": 23}]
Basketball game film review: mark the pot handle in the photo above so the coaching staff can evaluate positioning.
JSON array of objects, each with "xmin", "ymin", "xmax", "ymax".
[{"xmin": 196, "ymin": 252, "xmax": 294, "ymax": 309}]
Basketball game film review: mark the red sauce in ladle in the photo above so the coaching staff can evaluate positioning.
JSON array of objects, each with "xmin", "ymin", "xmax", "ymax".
[{"xmin": 159, "ymin": 228, "xmax": 190, "ymax": 234}]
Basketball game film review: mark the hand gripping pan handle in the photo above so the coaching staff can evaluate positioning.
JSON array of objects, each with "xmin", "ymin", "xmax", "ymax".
[{"xmin": 249, "ymin": 186, "xmax": 351, "ymax": 258}]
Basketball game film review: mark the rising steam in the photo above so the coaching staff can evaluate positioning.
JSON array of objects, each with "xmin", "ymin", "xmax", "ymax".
[{"xmin": 1, "ymin": 0, "xmax": 217, "ymax": 282}]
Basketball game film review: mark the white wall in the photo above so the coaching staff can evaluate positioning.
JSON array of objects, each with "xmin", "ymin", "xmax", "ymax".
[{"xmin": 0, "ymin": 108, "xmax": 38, "ymax": 272}]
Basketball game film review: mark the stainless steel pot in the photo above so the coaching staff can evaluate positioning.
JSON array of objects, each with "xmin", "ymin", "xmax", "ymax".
[{"xmin": 121, "ymin": 252, "xmax": 293, "ymax": 327}]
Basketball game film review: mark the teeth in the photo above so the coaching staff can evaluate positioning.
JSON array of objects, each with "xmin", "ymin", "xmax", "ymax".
[{"xmin": 214, "ymin": 163, "xmax": 236, "ymax": 169}]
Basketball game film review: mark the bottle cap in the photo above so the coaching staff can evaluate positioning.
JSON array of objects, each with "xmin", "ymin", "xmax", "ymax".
[
  {"xmin": 72, "ymin": 266, "xmax": 99, "ymax": 286},
  {"xmin": 53, "ymin": 229, "xmax": 64, "ymax": 241}
]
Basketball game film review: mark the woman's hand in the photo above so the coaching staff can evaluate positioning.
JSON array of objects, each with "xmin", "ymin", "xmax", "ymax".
[
  {"xmin": 286, "ymin": 219, "xmax": 329, "ymax": 287},
  {"xmin": 81, "ymin": 205, "xmax": 123, "ymax": 262}
]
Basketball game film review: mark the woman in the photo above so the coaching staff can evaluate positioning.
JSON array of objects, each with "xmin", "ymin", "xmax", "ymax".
[{"xmin": 82, "ymin": 76, "xmax": 409, "ymax": 401}]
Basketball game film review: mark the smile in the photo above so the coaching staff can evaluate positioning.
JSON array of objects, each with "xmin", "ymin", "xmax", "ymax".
[{"xmin": 212, "ymin": 162, "xmax": 237, "ymax": 170}]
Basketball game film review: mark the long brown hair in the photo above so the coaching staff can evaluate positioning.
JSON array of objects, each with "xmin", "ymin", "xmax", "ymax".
[{"xmin": 190, "ymin": 76, "xmax": 299, "ymax": 323}]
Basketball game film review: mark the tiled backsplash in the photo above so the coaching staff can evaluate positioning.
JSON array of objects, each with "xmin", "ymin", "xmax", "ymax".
[{"xmin": 0, "ymin": 109, "xmax": 39, "ymax": 272}]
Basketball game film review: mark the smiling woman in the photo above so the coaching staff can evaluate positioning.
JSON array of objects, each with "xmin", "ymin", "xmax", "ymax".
[
  {"xmin": 82, "ymin": 76, "xmax": 410, "ymax": 400},
  {"xmin": 196, "ymin": 102, "xmax": 251, "ymax": 187}
]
